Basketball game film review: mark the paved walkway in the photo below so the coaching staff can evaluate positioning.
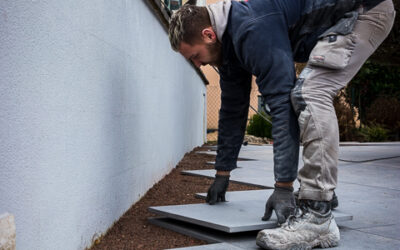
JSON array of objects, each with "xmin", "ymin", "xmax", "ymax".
[{"xmin": 149, "ymin": 143, "xmax": 400, "ymax": 250}]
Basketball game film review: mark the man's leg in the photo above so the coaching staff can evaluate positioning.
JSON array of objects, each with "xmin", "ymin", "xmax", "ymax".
[
  {"xmin": 257, "ymin": 1, "xmax": 395, "ymax": 249},
  {"xmin": 296, "ymin": 0, "xmax": 396, "ymax": 202}
]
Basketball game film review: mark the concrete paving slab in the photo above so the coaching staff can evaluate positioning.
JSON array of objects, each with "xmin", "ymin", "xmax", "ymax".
[
  {"xmin": 149, "ymin": 199, "xmax": 352, "ymax": 233},
  {"xmin": 151, "ymin": 218, "xmax": 400, "ymax": 250},
  {"xmin": 181, "ymin": 168, "xmax": 300, "ymax": 189},
  {"xmin": 201, "ymin": 144, "xmax": 400, "ymax": 164},
  {"xmin": 164, "ymin": 143, "xmax": 400, "ymax": 249},
  {"xmin": 168, "ymin": 243, "xmax": 244, "ymax": 250},
  {"xmin": 193, "ymin": 184, "xmax": 400, "ymax": 233},
  {"xmin": 337, "ymin": 227, "xmax": 400, "ymax": 250},
  {"xmin": 204, "ymin": 160, "xmax": 275, "ymax": 171},
  {"xmin": 149, "ymin": 200, "xmax": 278, "ymax": 233},
  {"xmin": 195, "ymin": 190, "xmax": 270, "ymax": 201},
  {"xmin": 202, "ymin": 143, "xmax": 400, "ymax": 162},
  {"xmin": 193, "ymin": 183, "xmax": 400, "ymax": 231},
  {"xmin": 339, "ymin": 142, "xmax": 400, "ymax": 146},
  {"xmin": 357, "ymin": 224, "xmax": 400, "ymax": 241},
  {"xmin": 149, "ymin": 217, "xmax": 259, "ymax": 248},
  {"xmin": 181, "ymin": 169, "xmax": 271, "ymax": 188},
  {"xmin": 196, "ymin": 151, "xmax": 217, "ymax": 156},
  {"xmin": 194, "ymin": 183, "xmax": 400, "ymax": 232},
  {"xmin": 363, "ymin": 156, "xmax": 400, "ymax": 169},
  {"xmin": 335, "ymin": 182, "xmax": 400, "ymax": 229},
  {"xmin": 203, "ymin": 146, "xmax": 217, "ymax": 151},
  {"xmin": 337, "ymin": 162, "xmax": 400, "ymax": 191},
  {"xmin": 338, "ymin": 145, "xmax": 400, "ymax": 162},
  {"xmin": 236, "ymin": 160, "xmax": 274, "ymax": 170},
  {"xmin": 191, "ymin": 158, "xmax": 400, "ymax": 191}
]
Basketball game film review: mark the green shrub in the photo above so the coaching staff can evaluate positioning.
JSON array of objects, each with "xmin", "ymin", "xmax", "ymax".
[
  {"xmin": 247, "ymin": 113, "xmax": 272, "ymax": 138},
  {"xmin": 359, "ymin": 124, "xmax": 388, "ymax": 142}
]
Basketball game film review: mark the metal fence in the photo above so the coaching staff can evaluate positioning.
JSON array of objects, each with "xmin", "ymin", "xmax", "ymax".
[{"xmin": 206, "ymin": 77, "xmax": 260, "ymax": 141}]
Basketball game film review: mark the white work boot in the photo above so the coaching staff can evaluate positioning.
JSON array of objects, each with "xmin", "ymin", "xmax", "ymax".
[{"xmin": 256, "ymin": 200, "xmax": 340, "ymax": 250}]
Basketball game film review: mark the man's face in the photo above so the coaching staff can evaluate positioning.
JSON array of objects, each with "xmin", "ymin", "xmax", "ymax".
[{"xmin": 179, "ymin": 40, "xmax": 222, "ymax": 68}]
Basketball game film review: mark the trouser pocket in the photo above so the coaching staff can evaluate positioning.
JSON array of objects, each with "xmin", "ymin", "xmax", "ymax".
[
  {"xmin": 308, "ymin": 33, "xmax": 356, "ymax": 70},
  {"xmin": 298, "ymin": 105, "xmax": 322, "ymax": 144}
]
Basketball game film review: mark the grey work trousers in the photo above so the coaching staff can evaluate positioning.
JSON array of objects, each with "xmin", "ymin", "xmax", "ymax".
[{"xmin": 291, "ymin": 0, "xmax": 396, "ymax": 201}]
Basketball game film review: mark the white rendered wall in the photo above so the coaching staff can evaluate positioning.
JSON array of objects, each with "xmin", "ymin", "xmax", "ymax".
[{"xmin": 0, "ymin": 1, "xmax": 206, "ymax": 249}]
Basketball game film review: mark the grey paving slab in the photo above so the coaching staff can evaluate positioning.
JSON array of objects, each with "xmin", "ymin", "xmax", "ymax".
[
  {"xmin": 201, "ymin": 143, "xmax": 400, "ymax": 164},
  {"xmin": 335, "ymin": 182, "xmax": 400, "ymax": 229},
  {"xmin": 196, "ymin": 156, "xmax": 400, "ymax": 191},
  {"xmin": 337, "ymin": 162, "xmax": 400, "ymax": 191},
  {"xmin": 337, "ymin": 227, "xmax": 400, "ymax": 250},
  {"xmin": 162, "ymin": 143, "xmax": 400, "ymax": 249},
  {"xmin": 193, "ymin": 184, "xmax": 399, "ymax": 234},
  {"xmin": 149, "ymin": 217, "xmax": 260, "ymax": 249},
  {"xmin": 236, "ymin": 160, "xmax": 274, "ymax": 170},
  {"xmin": 188, "ymin": 182, "xmax": 400, "ymax": 234},
  {"xmin": 149, "ymin": 200, "xmax": 278, "ymax": 233},
  {"xmin": 196, "ymin": 151, "xmax": 217, "ymax": 156},
  {"xmin": 195, "ymin": 190, "xmax": 270, "ymax": 201},
  {"xmin": 149, "ymin": 198, "xmax": 352, "ymax": 233},
  {"xmin": 357, "ymin": 224, "xmax": 400, "ymax": 241},
  {"xmin": 203, "ymin": 145, "xmax": 217, "ymax": 151},
  {"xmin": 201, "ymin": 143, "xmax": 400, "ymax": 163},
  {"xmin": 193, "ymin": 190, "xmax": 352, "ymax": 221},
  {"xmin": 338, "ymin": 145, "xmax": 400, "ymax": 162},
  {"xmin": 168, "ymin": 243, "xmax": 243, "ymax": 250},
  {"xmin": 239, "ymin": 145, "xmax": 273, "ymax": 152},
  {"xmin": 339, "ymin": 142, "xmax": 400, "ymax": 146},
  {"xmin": 151, "ymin": 218, "xmax": 400, "ymax": 250},
  {"xmin": 363, "ymin": 156, "xmax": 400, "ymax": 168},
  {"xmin": 181, "ymin": 169, "xmax": 271, "ymax": 188},
  {"xmin": 182, "ymin": 168, "xmax": 300, "ymax": 189}
]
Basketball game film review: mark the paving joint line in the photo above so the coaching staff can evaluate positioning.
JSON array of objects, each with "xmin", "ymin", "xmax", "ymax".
[
  {"xmin": 338, "ymin": 180, "xmax": 400, "ymax": 192},
  {"xmin": 352, "ymin": 227, "xmax": 400, "ymax": 242}
]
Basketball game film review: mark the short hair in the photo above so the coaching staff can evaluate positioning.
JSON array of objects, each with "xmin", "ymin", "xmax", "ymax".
[{"xmin": 168, "ymin": 5, "xmax": 211, "ymax": 51}]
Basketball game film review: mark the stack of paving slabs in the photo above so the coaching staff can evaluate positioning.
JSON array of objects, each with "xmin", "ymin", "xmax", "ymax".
[{"xmin": 148, "ymin": 144, "xmax": 400, "ymax": 250}]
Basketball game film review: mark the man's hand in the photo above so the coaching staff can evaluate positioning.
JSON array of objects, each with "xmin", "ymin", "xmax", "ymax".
[
  {"xmin": 206, "ymin": 175, "xmax": 230, "ymax": 205},
  {"xmin": 262, "ymin": 185, "xmax": 296, "ymax": 224}
]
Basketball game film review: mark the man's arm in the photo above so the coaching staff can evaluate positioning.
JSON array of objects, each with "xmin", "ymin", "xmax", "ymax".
[
  {"xmin": 206, "ymin": 52, "xmax": 252, "ymax": 205},
  {"xmin": 235, "ymin": 12, "xmax": 300, "ymax": 222},
  {"xmin": 237, "ymin": 13, "xmax": 300, "ymax": 185},
  {"xmin": 215, "ymin": 61, "xmax": 252, "ymax": 172}
]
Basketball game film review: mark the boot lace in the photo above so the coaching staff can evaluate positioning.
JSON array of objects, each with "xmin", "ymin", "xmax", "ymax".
[{"xmin": 282, "ymin": 202, "xmax": 309, "ymax": 228}]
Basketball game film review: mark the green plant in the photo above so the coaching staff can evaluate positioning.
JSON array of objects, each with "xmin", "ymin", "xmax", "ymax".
[
  {"xmin": 359, "ymin": 124, "xmax": 388, "ymax": 142},
  {"xmin": 246, "ymin": 112, "xmax": 272, "ymax": 138}
]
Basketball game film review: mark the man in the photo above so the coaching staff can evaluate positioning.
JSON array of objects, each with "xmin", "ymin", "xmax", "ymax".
[{"xmin": 168, "ymin": 0, "xmax": 395, "ymax": 249}]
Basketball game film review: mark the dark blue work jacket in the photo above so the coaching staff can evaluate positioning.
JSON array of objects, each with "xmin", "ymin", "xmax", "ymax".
[{"xmin": 215, "ymin": 0, "xmax": 383, "ymax": 181}]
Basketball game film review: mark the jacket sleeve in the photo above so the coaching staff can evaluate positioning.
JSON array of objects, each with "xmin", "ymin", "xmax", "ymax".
[
  {"xmin": 214, "ymin": 60, "xmax": 252, "ymax": 171},
  {"xmin": 236, "ymin": 13, "xmax": 300, "ymax": 182}
]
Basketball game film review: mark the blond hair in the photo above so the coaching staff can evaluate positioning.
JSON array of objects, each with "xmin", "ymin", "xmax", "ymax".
[{"xmin": 168, "ymin": 5, "xmax": 211, "ymax": 51}]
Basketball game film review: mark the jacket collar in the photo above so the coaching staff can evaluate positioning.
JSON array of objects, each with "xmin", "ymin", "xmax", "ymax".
[{"xmin": 206, "ymin": 0, "xmax": 232, "ymax": 43}]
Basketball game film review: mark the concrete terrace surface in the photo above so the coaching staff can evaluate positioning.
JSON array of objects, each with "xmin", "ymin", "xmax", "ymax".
[{"xmin": 148, "ymin": 143, "xmax": 400, "ymax": 250}]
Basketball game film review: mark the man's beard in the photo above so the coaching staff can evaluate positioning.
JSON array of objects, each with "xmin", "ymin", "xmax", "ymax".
[{"xmin": 206, "ymin": 41, "xmax": 222, "ymax": 68}]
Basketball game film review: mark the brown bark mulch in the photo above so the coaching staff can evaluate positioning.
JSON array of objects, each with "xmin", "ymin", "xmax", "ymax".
[{"xmin": 90, "ymin": 145, "xmax": 262, "ymax": 250}]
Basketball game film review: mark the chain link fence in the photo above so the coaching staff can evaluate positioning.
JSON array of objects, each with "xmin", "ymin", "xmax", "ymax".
[{"xmin": 206, "ymin": 75, "xmax": 260, "ymax": 142}]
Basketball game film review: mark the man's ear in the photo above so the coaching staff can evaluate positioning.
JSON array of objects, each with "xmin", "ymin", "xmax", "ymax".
[{"xmin": 201, "ymin": 27, "xmax": 217, "ymax": 43}]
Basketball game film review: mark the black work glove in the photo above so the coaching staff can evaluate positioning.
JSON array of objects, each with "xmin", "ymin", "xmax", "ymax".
[
  {"xmin": 206, "ymin": 175, "xmax": 230, "ymax": 205},
  {"xmin": 262, "ymin": 185, "xmax": 296, "ymax": 224}
]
